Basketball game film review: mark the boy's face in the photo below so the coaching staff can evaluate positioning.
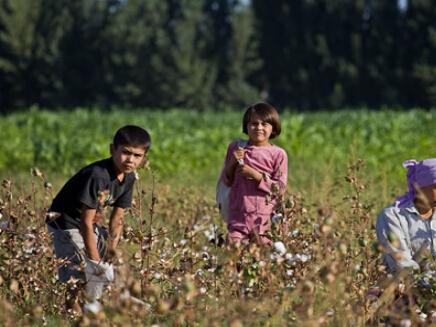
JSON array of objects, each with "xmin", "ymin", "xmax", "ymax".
[{"xmin": 110, "ymin": 144, "xmax": 147, "ymax": 175}]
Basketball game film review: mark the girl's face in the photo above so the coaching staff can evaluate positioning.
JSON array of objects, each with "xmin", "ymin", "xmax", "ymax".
[{"xmin": 246, "ymin": 114, "xmax": 273, "ymax": 146}]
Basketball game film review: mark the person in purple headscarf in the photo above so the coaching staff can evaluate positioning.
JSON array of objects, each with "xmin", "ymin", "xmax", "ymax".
[{"xmin": 376, "ymin": 159, "xmax": 436, "ymax": 273}]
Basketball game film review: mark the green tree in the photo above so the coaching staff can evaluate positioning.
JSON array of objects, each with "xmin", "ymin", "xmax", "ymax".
[
  {"xmin": 103, "ymin": 0, "xmax": 216, "ymax": 109},
  {"xmin": 250, "ymin": 0, "xmax": 426, "ymax": 109},
  {"xmin": 403, "ymin": 0, "xmax": 436, "ymax": 107},
  {"xmin": 252, "ymin": 0, "xmax": 337, "ymax": 108},
  {"xmin": 0, "ymin": 0, "xmax": 68, "ymax": 109},
  {"xmin": 0, "ymin": 0, "xmax": 10, "ymax": 111},
  {"xmin": 54, "ymin": 0, "xmax": 118, "ymax": 108},
  {"xmin": 201, "ymin": 0, "xmax": 260, "ymax": 108},
  {"xmin": 356, "ymin": 1, "xmax": 404, "ymax": 107}
]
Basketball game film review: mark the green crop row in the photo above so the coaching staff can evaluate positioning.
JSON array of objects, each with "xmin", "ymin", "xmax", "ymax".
[{"xmin": 0, "ymin": 107, "xmax": 435, "ymax": 190}]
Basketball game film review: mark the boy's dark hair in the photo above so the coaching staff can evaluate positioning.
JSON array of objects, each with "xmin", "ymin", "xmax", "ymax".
[
  {"xmin": 242, "ymin": 102, "xmax": 281, "ymax": 139},
  {"xmin": 113, "ymin": 125, "xmax": 151, "ymax": 150}
]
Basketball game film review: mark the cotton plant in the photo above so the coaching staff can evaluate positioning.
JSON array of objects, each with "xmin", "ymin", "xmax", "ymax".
[
  {"xmin": 269, "ymin": 194, "xmax": 313, "ymax": 267},
  {"xmin": 413, "ymin": 260, "xmax": 436, "ymax": 307}
]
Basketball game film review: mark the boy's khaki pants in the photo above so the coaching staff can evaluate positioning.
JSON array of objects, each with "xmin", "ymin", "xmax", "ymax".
[{"xmin": 47, "ymin": 224, "xmax": 107, "ymax": 283}]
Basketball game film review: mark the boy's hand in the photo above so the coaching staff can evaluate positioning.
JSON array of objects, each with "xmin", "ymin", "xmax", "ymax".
[{"xmin": 239, "ymin": 164, "xmax": 262, "ymax": 182}]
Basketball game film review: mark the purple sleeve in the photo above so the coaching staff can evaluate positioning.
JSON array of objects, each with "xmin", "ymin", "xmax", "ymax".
[{"xmin": 258, "ymin": 149, "xmax": 288, "ymax": 195}]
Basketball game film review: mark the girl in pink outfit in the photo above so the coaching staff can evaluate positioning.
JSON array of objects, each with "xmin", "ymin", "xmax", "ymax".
[{"xmin": 222, "ymin": 102, "xmax": 288, "ymax": 245}]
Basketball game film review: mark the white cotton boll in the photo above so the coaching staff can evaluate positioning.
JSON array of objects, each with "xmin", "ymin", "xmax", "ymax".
[
  {"xmin": 271, "ymin": 213, "xmax": 283, "ymax": 224},
  {"xmin": 325, "ymin": 308, "xmax": 335, "ymax": 317},
  {"xmin": 199, "ymin": 287, "xmax": 207, "ymax": 294},
  {"xmin": 297, "ymin": 254, "xmax": 311, "ymax": 263},
  {"xmin": 285, "ymin": 253, "xmax": 295, "ymax": 264},
  {"xmin": 24, "ymin": 246, "xmax": 36, "ymax": 254},
  {"xmin": 25, "ymin": 232, "xmax": 36, "ymax": 239},
  {"xmin": 83, "ymin": 300, "xmax": 102, "ymax": 314},
  {"xmin": 423, "ymin": 270, "xmax": 436, "ymax": 278},
  {"xmin": 153, "ymin": 273, "xmax": 162, "ymax": 280},
  {"xmin": 273, "ymin": 241, "xmax": 287, "ymax": 255},
  {"xmin": 418, "ymin": 313, "xmax": 427, "ymax": 321},
  {"xmin": 0, "ymin": 220, "xmax": 8, "ymax": 230},
  {"xmin": 400, "ymin": 319, "xmax": 412, "ymax": 327},
  {"xmin": 203, "ymin": 230, "xmax": 214, "ymax": 241}
]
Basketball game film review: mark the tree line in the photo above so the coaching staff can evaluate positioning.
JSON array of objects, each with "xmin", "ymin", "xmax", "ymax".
[{"xmin": 0, "ymin": 0, "xmax": 435, "ymax": 112}]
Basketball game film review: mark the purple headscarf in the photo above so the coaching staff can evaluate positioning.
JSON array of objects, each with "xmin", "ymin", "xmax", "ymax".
[{"xmin": 395, "ymin": 159, "xmax": 436, "ymax": 208}]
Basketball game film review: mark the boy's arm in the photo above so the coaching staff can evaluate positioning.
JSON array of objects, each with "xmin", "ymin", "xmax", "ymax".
[
  {"xmin": 80, "ymin": 206, "xmax": 101, "ymax": 261},
  {"xmin": 108, "ymin": 207, "xmax": 125, "ymax": 251}
]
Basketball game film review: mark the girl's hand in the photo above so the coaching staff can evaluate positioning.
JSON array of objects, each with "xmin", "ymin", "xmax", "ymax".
[
  {"xmin": 239, "ymin": 164, "xmax": 262, "ymax": 182},
  {"xmin": 224, "ymin": 147, "xmax": 246, "ymax": 184},
  {"xmin": 231, "ymin": 147, "xmax": 246, "ymax": 166}
]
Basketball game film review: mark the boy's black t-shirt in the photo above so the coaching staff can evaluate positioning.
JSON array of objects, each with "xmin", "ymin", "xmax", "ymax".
[{"xmin": 47, "ymin": 158, "xmax": 135, "ymax": 230}]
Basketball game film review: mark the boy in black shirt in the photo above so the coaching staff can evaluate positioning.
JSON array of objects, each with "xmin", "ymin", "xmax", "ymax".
[{"xmin": 46, "ymin": 125, "xmax": 151, "ymax": 312}]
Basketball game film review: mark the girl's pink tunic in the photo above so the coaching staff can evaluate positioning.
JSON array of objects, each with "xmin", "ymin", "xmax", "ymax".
[{"xmin": 222, "ymin": 141, "xmax": 288, "ymax": 242}]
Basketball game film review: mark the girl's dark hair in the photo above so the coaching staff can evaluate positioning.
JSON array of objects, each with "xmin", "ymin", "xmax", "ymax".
[
  {"xmin": 113, "ymin": 125, "xmax": 151, "ymax": 150},
  {"xmin": 242, "ymin": 102, "xmax": 281, "ymax": 139}
]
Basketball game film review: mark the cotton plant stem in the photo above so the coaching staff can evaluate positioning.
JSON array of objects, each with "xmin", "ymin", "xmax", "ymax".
[
  {"xmin": 134, "ymin": 176, "xmax": 145, "ymax": 296},
  {"xmin": 146, "ymin": 171, "xmax": 157, "ymax": 281}
]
